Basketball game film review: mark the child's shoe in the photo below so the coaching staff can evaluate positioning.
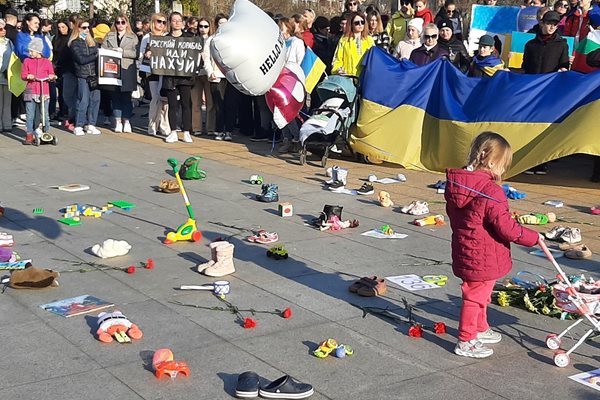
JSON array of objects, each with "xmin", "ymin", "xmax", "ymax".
[
  {"xmin": 256, "ymin": 184, "xmax": 279, "ymax": 203},
  {"xmin": 454, "ymin": 340, "xmax": 493, "ymax": 358},
  {"xmin": 115, "ymin": 120, "xmax": 123, "ymax": 133},
  {"xmin": 23, "ymin": 132, "xmax": 34, "ymax": 145},
  {"xmin": 476, "ymin": 328, "xmax": 502, "ymax": 344}
]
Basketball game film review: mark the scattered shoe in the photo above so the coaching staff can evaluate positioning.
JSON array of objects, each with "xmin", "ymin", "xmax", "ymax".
[
  {"xmin": 256, "ymin": 184, "xmax": 279, "ymax": 203},
  {"xmin": 73, "ymin": 127, "xmax": 85, "ymax": 136},
  {"xmin": 236, "ymin": 371, "xmax": 260, "ymax": 399},
  {"xmin": 0, "ymin": 232, "xmax": 15, "ymax": 247},
  {"xmin": 357, "ymin": 183, "xmax": 374, "ymax": 195},
  {"xmin": 545, "ymin": 226, "xmax": 566, "ymax": 241},
  {"xmin": 247, "ymin": 230, "xmax": 279, "ymax": 244},
  {"xmin": 123, "ymin": 120, "xmax": 132, "ymax": 133},
  {"xmin": 349, "ymin": 276, "xmax": 387, "ymax": 297},
  {"xmin": 114, "ymin": 120, "xmax": 123, "ymax": 133},
  {"xmin": 454, "ymin": 340, "xmax": 493, "ymax": 358},
  {"xmin": 182, "ymin": 131, "xmax": 193, "ymax": 143},
  {"xmin": 203, "ymin": 242, "xmax": 235, "ymax": 277},
  {"xmin": 558, "ymin": 227, "xmax": 582, "ymax": 244},
  {"xmin": 400, "ymin": 201, "xmax": 417, "ymax": 214},
  {"xmin": 165, "ymin": 131, "xmax": 178, "ymax": 143},
  {"xmin": 259, "ymin": 375, "xmax": 314, "ymax": 399},
  {"xmin": 564, "ymin": 245, "xmax": 592, "ymax": 259},
  {"xmin": 476, "ymin": 328, "xmax": 502, "ymax": 344},
  {"xmin": 407, "ymin": 201, "xmax": 429, "ymax": 216},
  {"xmin": 328, "ymin": 180, "xmax": 345, "ymax": 191}
]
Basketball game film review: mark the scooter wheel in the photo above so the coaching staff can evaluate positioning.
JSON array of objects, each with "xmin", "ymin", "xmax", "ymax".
[
  {"xmin": 191, "ymin": 231, "xmax": 202, "ymax": 242},
  {"xmin": 52, "ymin": 136, "xmax": 58, "ymax": 145},
  {"xmin": 33, "ymin": 136, "xmax": 40, "ymax": 146}
]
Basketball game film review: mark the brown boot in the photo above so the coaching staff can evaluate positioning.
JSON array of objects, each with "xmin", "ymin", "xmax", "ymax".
[
  {"xmin": 196, "ymin": 241, "xmax": 226, "ymax": 273},
  {"xmin": 203, "ymin": 242, "xmax": 235, "ymax": 277},
  {"xmin": 23, "ymin": 132, "xmax": 34, "ymax": 145}
]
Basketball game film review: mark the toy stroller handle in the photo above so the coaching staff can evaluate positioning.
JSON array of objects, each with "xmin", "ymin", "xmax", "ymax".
[{"xmin": 538, "ymin": 239, "xmax": 571, "ymax": 286}]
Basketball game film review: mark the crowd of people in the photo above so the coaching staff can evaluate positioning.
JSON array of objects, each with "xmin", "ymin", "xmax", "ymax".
[{"xmin": 0, "ymin": 0, "xmax": 598, "ymax": 180}]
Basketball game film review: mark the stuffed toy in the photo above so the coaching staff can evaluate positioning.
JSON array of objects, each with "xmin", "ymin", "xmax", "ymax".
[
  {"xmin": 9, "ymin": 265, "xmax": 59, "ymax": 289},
  {"xmin": 96, "ymin": 310, "xmax": 143, "ymax": 343},
  {"xmin": 319, "ymin": 215, "xmax": 359, "ymax": 231},
  {"xmin": 91, "ymin": 239, "xmax": 132, "ymax": 259},
  {"xmin": 378, "ymin": 191, "xmax": 394, "ymax": 207},
  {"xmin": 158, "ymin": 179, "xmax": 180, "ymax": 193}
]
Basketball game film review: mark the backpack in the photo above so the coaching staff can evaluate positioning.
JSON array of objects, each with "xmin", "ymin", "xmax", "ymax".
[{"xmin": 179, "ymin": 156, "xmax": 207, "ymax": 180}]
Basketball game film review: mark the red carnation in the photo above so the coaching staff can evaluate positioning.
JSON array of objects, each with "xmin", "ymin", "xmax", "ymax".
[
  {"xmin": 408, "ymin": 324, "xmax": 423, "ymax": 338},
  {"xmin": 282, "ymin": 307, "xmax": 292, "ymax": 319},
  {"xmin": 243, "ymin": 318, "xmax": 257, "ymax": 329},
  {"xmin": 434, "ymin": 322, "xmax": 446, "ymax": 334},
  {"xmin": 145, "ymin": 258, "xmax": 155, "ymax": 269},
  {"xmin": 126, "ymin": 265, "xmax": 136, "ymax": 274}
]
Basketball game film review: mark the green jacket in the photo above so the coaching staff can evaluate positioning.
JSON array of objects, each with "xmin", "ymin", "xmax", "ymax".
[{"xmin": 386, "ymin": 11, "xmax": 413, "ymax": 48}]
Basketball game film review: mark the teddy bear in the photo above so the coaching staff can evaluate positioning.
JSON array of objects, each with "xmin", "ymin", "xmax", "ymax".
[
  {"xmin": 91, "ymin": 239, "xmax": 132, "ymax": 259},
  {"xmin": 378, "ymin": 191, "xmax": 394, "ymax": 207},
  {"xmin": 96, "ymin": 310, "xmax": 143, "ymax": 343}
]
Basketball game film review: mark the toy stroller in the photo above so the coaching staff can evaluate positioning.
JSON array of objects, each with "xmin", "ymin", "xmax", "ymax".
[
  {"xmin": 539, "ymin": 241, "xmax": 600, "ymax": 367},
  {"xmin": 33, "ymin": 77, "xmax": 57, "ymax": 146}
]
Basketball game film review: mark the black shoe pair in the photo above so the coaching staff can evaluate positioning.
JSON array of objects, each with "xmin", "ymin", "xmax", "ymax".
[{"xmin": 235, "ymin": 371, "xmax": 314, "ymax": 399}]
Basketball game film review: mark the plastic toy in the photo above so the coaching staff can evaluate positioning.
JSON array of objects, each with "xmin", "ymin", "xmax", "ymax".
[
  {"xmin": 62, "ymin": 203, "xmax": 113, "ymax": 219},
  {"xmin": 163, "ymin": 158, "xmax": 202, "ymax": 244},
  {"xmin": 0, "ymin": 259, "xmax": 32, "ymax": 270},
  {"xmin": 108, "ymin": 201, "xmax": 136, "ymax": 210},
  {"xmin": 33, "ymin": 208, "xmax": 44, "ymax": 214},
  {"xmin": 179, "ymin": 156, "xmax": 206, "ymax": 180},
  {"xmin": 250, "ymin": 174, "xmax": 264, "ymax": 184},
  {"xmin": 267, "ymin": 245, "xmax": 288, "ymax": 260},
  {"xmin": 422, "ymin": 275, "xmax": 449, "ymax": 286},
  {"xmin": 57, "ymin": 217, "xmax": 81, "ymax": 226},
  {"xmin": 96, "ymin": 311, "xmax": 143, "ymax": 344},
  {"xmin": 0, "ymin": 232, "xmax": 14, "ymax": 247},
  {"xmin": 278, "ymin": 202, "xmax": 293, "ymax": 217},
  {"xmin": 152, "ymin": 348, "xmax": 190, "ymax": 379},
  {"xmin": 515, "ymin": 212, "xmax": 556, "ymax": 225},
  {"xmin": 313, "ymin": 338, "xmax": 337, "ymax": 358},
  {"xmin": 378, "ymin": 225, "xmax": 394, "ymax": 235},
  {"xmin": 413, "ymin": 215, "xmax": 445, "ymax": 227},
  {"xmin": 33, "ymin": 78, "xmax": 58, "ymax": 146}
]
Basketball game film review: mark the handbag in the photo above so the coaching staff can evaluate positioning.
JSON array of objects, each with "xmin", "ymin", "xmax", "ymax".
[{"xmin": 87, "ymin": 75, "xmax": 98, "ymax": 90}]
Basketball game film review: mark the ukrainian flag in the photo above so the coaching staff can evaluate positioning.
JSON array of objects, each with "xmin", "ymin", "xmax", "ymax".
[
  {"xmin": 300, "ymin": 47, "xmax": 326, "ymax": 94},
  {"xmin": 350, "ymin": 47, "xmax": 600, "ymax": 178}
]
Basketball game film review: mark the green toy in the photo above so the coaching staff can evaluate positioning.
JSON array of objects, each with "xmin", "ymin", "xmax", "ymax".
[
  {"xmin": 58, "ymin": 217, "xmax": 81, "ymax": 226},
  {"xmin": 179, "ymin": 156, "xmax": 207, "ymax": 180},
  {"xmin": 266, "ymin": 245, "xmax": 288, "ymax": 260},
  {"xmin": 109, "ymin": 201, "xmax": 136, "ymax": 210},
  {"xmin": 33, "ymin": 208, "xmax": 44, "ymax": 214}
]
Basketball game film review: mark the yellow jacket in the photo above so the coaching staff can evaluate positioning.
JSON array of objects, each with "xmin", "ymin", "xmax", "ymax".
[
  {"xmin": 386, "ymin": 10, "xmax": 413, "ymax": 47},
  {"xmin": 331, "ymin": 35, "xmax": 375, "ymax": 76}
]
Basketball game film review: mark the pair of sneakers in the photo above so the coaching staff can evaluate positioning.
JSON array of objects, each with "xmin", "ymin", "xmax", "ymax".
[
  {"xmin": 215, "ymin": 132, "xmax": 232, "ymax": 141},
  {"xmin": 401, "ymin": 200, "xmax": 429, "ymax": 215},
  {"xmin": 73, "ymin": 125, "xmax": 101, "ymax": 136},
  {"xmin": 165, "ymin": 131, "xmax": 193, "ymax": 143},
  {"xmin": 455, "ymin": 328, "xmax": 502, "ymax": 358},
  {"xmin": 114, "ymin": 120, "xmax": 132, "ymax": 133},
  {"xmin": 545, "ymin": 226, "xmax": 582, "ymax": 244}
]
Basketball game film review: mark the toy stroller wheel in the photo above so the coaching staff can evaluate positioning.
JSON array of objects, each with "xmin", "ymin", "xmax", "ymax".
[
  {"xmin": 553, "ymin": 350, "xmax": 570, "ymax": 368},
  {"xmin": 191, "ymin": 231, "xmax": 202, "ymax": 242},
  {"xmin": 321, "ymin": 147, "xmax": 330, "ymax": 168},
  {"xmin": 546, "ymin": 334, "xmax": 561, "ymax": 350}
]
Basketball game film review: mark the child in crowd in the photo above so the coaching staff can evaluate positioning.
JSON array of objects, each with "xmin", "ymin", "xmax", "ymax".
[
  {"xmin": 21, "ymin": 37, "xmax": 55, "ymax": 144},
  {"xmin": 445, "ymin": 132, "xmax": 542, "ymax": 358}
]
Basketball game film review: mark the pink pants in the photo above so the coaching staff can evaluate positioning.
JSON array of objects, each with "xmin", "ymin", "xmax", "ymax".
[{"xmin": 458, "ymin": 280, "xmax": 496, "ymax": 341}]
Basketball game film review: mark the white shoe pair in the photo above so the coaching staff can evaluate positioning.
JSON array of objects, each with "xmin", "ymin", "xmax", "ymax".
[
  {"xmin": 165, "ymin": 131, "xmax": 193, "ymax": 143},
  {"xmin": 114, "ymin": 120, "xmax": 132, "ymax": 133}
]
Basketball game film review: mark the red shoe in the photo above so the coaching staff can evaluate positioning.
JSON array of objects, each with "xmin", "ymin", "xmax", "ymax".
[
  {"xmin": 591, "ymin": 206, "xmax": 600, "ymax": 215},
  {"xmin": 64, "ymin": 119, "xmax": 74, "ymax": 131},
  {"xmin": 23, "ymin": 132, "xmax": 33, "ymax": 145}
]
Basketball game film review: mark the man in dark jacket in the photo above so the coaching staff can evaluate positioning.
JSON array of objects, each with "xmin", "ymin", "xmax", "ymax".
[
  {"xmin": 409, "ymin": 23, "xmax": 449, "ymax": 66},
  {"xmin": 4, "ymin": 8, "xmax": 17, "ymax": 45},
  {"xmin": 467, "ymin": 35, "xmax": 505, "ymax": 77},
  {"xmin": 522, "ymin": 11, "xmax": 570, "ymax": 74},
  {"xmin": 312, "ymin": 16, "xmax": 335, "ymax": 74},
  {"xmin": 437, "ymin": 19, "xmax": 470, "ymax": 73}
]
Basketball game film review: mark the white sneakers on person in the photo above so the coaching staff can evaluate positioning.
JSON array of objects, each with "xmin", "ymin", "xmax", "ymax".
[
  {"xmin": 182, "ymin": 131, "xmax": 193, "ymax": 143},
  {"xmin": 74, "ymin": 127, "xmax": 85, "ymax": 136},
  {"xmin": 123, "ymin": 120, "xmax": 132, "ymax": 133},
  {"xmin": 454, "ymin": 340, "xmax": 493, "ymax": 358},
  {"xmin": 115, "ymin": 120, "xmax": 123, "ymax": 133},
  {"xmin": 215, "ymin": 132, "xmax": 224, "ymax": 141},
  {"xmin": 87, "ymin": 125, "xmax": 101, "ymax": 135},
  {"xmin": 223, "ymin": 132, "xmax": 232, "ymax": 141},
  {"xmin": 476, "ymin": 328, "xmax": 502, "ymax": 344},
  {"xmin": 165, "ymin": 131, "xmax": 178, "ymax": 143}
]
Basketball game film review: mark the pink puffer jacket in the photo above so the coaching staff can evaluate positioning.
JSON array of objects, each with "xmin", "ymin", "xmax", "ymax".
[{"xmin": 445, "ymin": 168, "xmax": 539, "ymax": 282}]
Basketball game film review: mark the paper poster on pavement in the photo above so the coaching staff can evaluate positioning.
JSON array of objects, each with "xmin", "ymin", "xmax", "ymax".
[
  {"xmin": 569, "ymin": 368, "xmax": 600, "ymax": 392},
  {"xmin": 386, "ymin": 275, "xmax": 440, "ymax": 291}
]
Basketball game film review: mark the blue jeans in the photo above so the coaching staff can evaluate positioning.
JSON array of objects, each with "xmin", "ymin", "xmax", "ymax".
[
  {"xmin": 111, "ymin": 91, "xmax": 133, "ymax": 120},
  {"xmin": 76, "ymin": 77, "xmax": 100, "ymax": 127},
  {"xmin": 62, "ymin": 72, "xmax": 77, "ymax": 120},
  {"xmin": 25, "ymin": 99, "xmax": 49, "ymax": 133}
]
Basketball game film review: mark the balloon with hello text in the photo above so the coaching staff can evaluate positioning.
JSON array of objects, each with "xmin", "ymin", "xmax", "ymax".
[
  {"xmin": 210, "ymin": 0, "xmax": 286, "ymax": 96},
  {"xmin": 266, "ymin": 63, "xmax": 306, "ymax": 129}
]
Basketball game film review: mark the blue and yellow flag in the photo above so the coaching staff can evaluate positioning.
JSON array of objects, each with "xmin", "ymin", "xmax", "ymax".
[
  {"xmin": 300, "ymin": 47, "xmax": 326, "ymax": 94},
  {"xmin": 350, "ymin": 48, "xmax": 600, "ymax": 177}
]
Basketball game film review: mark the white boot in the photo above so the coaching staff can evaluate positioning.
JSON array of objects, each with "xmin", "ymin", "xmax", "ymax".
[
  {"xmin": 203, "ymin": 242, "xmax": 235, "ymax": 277},
  {"xmin": 197, "ymin": 241, "xmax": 227, "ymax": 273}
]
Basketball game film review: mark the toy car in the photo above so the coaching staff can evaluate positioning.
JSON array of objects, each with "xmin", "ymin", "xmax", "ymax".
[
  {"xmin": 266, "ymin": 245, "xmax": 288, "ymax": 260},
  {"xmin": 154, "ymin": 360, "xmax": 191, "ymax": 379},
  {"xmin": 250, "ymin": 175, "xmax": 264, "ymax": 185}
]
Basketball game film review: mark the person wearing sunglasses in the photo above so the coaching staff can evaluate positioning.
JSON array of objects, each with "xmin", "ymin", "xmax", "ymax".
[
  {"xmin": 139, "ymin": 13, "xmax": 170, "ymax": 137},
  {"xmin": 0, "ymin": 18, "xmax": 13, "ymax": 134},
  {"xmin": 332, "ymin": 12, "xmax": 374, "ymax": 75},
  {"xmin": 52, "ymin": 19, "xmax": 76, "ymax": 129},
  {"xmin": 387, "ymin": 2, "xmax": 415, "ymax": 51},
  {"xmin": 190, "ymin": 17, "xmax": 213, "ymax": 137},
  {"xmin": 409, "ymin": 23, "xmax": 448, "ymax": 65},
  {"xmin": 68, "ymin": 18, "xmax": 100, "ymax": 136},
  {"xmin": 467, "ymin": 34, "xmax": 504, "ymax": 77},
  {"xmin": 345, "ymin": 0, "xmax": 360, "ymax": 13},
  {"xmin": 102, "ymin": 14, "xmax": 139, "ymax": 134},
  {"xmin": 553, "ymin": 0, "xmax": 570, "ymax": 32},
  {"xmin": 434, "ymin": 0, "xmax": 464, "ymax": 41}
]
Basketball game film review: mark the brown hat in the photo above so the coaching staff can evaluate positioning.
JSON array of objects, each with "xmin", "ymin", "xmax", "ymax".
[{"xmin": 10, "ymin": 265, "xmax": 60, "ymax": 289}]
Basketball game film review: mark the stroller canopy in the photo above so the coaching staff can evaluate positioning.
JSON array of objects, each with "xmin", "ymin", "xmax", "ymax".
[{"xmin": 316, "ymin": 75, "xmax": 357, "ymax": 105}]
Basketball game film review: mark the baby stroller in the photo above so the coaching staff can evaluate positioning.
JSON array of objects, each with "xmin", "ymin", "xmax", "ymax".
[
  {"xmin": 539, "ymin": 242, "xmax": 600, "ymax": 367},
  {"xmin": 298, "ymin": 75, "xmax": 359, "ymax": 167}
]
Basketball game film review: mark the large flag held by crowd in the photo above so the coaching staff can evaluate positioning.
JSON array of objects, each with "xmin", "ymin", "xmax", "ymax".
[{"xmin": 350, "ymin": 48, "xmax": 600, "ymax": 178}]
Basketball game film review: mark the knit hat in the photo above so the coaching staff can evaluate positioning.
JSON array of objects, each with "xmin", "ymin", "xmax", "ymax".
[
  {"xmin": 588, "ymin": 6, "xmax": 600, "ymax": 28},
  {"xmin": 93, "ymin": 23, "xmax": 110, "ymax": 41},
  {"xmin": 28, "ymin": 37, "xmax": 44, "ymax": 54},
  {"xmin": 437, "ymin": 19, "xmax": 453, "ymax": 32},
  {"xmin": 313, "ymin": 16, "xmax": 330, "ymax": 31},
  {"xmin": 407, "ymin": 18, "xmax": 424, "ymax": 34}
]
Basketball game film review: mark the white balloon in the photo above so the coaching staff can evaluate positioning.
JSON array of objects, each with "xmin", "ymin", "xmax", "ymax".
[{"xmin": 210, "ymin": 0, "xmax": 286, "ymax": 96}]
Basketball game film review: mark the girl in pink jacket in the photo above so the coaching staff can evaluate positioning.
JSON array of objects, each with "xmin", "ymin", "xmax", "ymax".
[
  {"xmin": 21, "ymin": 37, "xmax": 55, "ymax": 145},
  {"xmin": 445, "ymin": 132, "xmax": 541, "ymax": 359}
]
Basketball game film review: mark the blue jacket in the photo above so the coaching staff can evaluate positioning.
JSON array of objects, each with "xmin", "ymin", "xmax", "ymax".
[{"xmin": 15, "ymin": 31, "xmax": 51, "ymax": 61}]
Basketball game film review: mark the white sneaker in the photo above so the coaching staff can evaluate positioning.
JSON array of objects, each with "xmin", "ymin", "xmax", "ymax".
[
  {"xmin": 148, "ymin": 128, "xmax": 157, "ymax": 136},
  {"xmin": 35, "ymin": 128, "xmax": 43, "ymax": 137},
  {"xmin": 182, "ymin": 131, "xmax": 193, "ymax": 143},
  {"xmin": 545, "ymin": 226, "xmax": 566, "ymax": 240},
  {"xmin": 193, "ymin": 131, "xmax": 203, "ymax": 136},
  {"xmin": 114, "ymin": 121, "xmax": 123, "ymax": 133},
  {"xmin": 408, "ymin": 201, "xmax": 429, "ymax": 216},
  {"xmin": 165, "ymin": 131, "xmax": 178, "ymax": 143},
  {"xmin": 476, "ymin": 328, "xmax": 502, "ymax": 344},
  {"xmin": 454, "ymin": 340, "xmax": 493, "ymax": 358},
  {"xmin": 87, "ymin": 125, "xmax": 101, "ymax": 135},
  {"xmin": 559, "ymin": 227, "xmax": 582, "ymax": 244},
  {"xmin": 74, "ymin": 127, "xmax": 85, "ymax": 136},
  {"xmin": 215, "ymin": 132, "xmax": 224, "ymax": 141},
  {"xmin": 123, "ymin": 121, "xmax": 132, "ymax": 133},
  {"xmin": 223, "ymin": 132, "xmax": 232, "ymax": 141}
]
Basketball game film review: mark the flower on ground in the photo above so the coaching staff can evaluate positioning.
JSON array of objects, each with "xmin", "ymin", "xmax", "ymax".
[
  {"xmin": 126, "ymin": 266, "xmax": 136, "ymax": 274},
  {"xmin": 144, "ymin": 259, "xmax": 155, "ymax": 269},
  {"xmin": 433, "ymin": 322, "xmax": 446, "ymax": 334},
  {"xmin": 282, "ymin": 307, "xmax": 292, "ymax": 319},
  {"xmin": 243, "ymin": 318, "xmax": 257, "ymax": 329},
  {"xmin": 408, "ymin": 323, "xmax": 423, "ymax": 338}
]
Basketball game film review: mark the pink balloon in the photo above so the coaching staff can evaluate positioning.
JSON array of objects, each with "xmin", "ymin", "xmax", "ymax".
[{"xmin": 266, "ymin": 66, "xmax": 305, "ymax": 129}]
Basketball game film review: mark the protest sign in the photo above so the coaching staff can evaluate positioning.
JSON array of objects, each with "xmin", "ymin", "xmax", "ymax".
[
  {"xmin": 509, "ymin": 32, "xmax": 575, "ymax": 68},
  {"xmin": 98, "ymin": 48, "xmax": 122, "ymax": 86},
  {"xmin": 149, "ymin": 36, "xmax": 203, "ymax": 77}
]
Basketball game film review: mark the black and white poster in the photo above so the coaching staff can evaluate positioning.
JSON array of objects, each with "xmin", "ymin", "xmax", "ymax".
[
  {"xmin": 149, "ymin": 36, "xmax": 203, "ymax": 77},
  {"xmin": 98, "ymin": 48, "xmax": 122, "ymax": 86}
]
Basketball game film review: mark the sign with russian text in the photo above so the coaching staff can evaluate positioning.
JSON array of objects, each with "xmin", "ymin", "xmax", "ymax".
[{"xmin": 149, "ymin": 36, "xmax": 203, "ymax": 77}]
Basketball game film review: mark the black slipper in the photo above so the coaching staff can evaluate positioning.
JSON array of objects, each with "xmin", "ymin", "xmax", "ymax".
[
  {"xmin": 235, "ymin": 371, "xmax": 260, "ymax": 398},
  {"xmin": 259, "ymin": 375, "xmax": 314, "ymax": 399}
]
